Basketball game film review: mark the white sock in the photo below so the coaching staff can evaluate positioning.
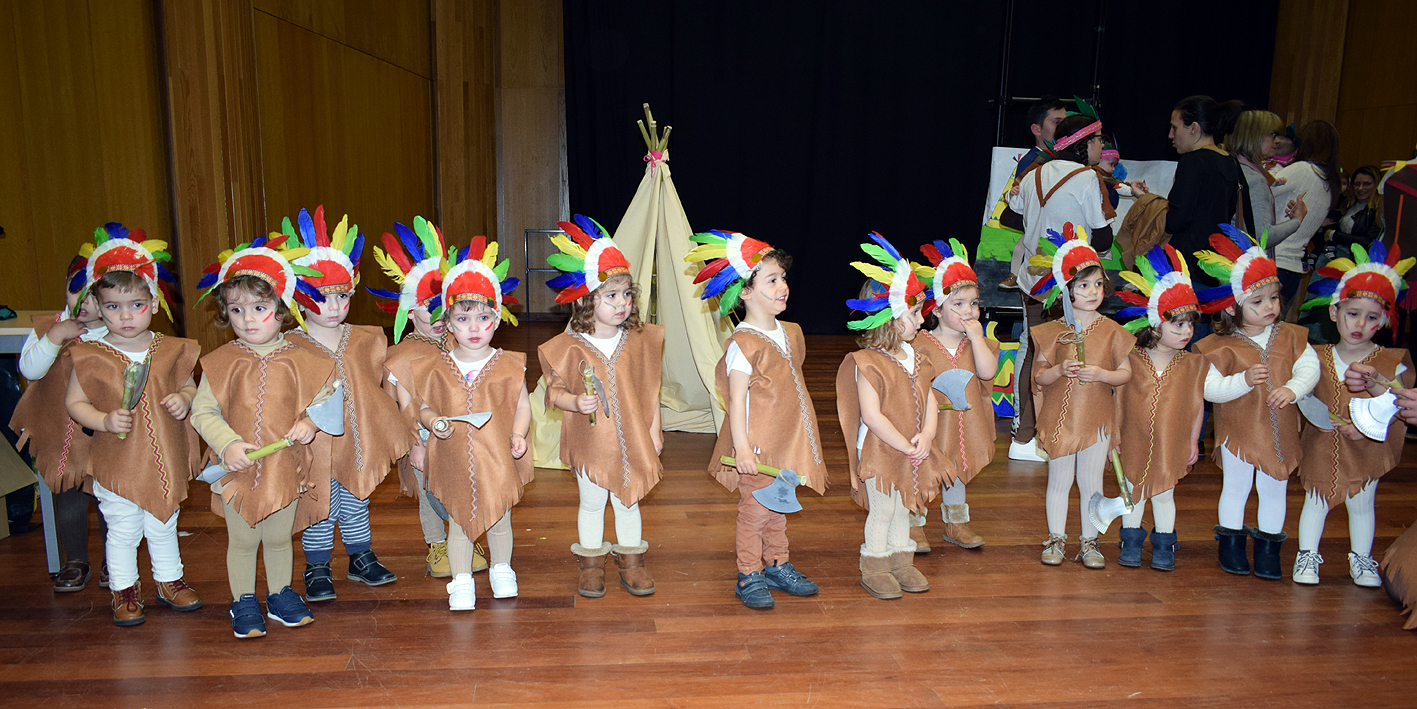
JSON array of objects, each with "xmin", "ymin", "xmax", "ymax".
[
  {"xmin": 1254, "ymin": 471, "xmax": 1289, "ymax": 535},
  {"xmin": 1345, "ymin": 480, "xmax": 1379, "ymax": 557},
  {"xmin": 486, "ymin": 510, "xmax": 513, "ymax": 565},
  {"xmin": 610, "ymin": 496, "xmax": 642, "ymax": 548},
  {"xmin": 1298, "ymin": 490, "xmax": 1329, "ymax": 551},
  {"xmin": 1150, "ymin": 488, "xmax": 1176, "ymax": 534},
  {"xmin": 1074, "ymin": 437, "xmax": 1108, "ymax": 540},
  {"xmin": 575, "ymin": 473, "xmax": 610, "ymax": 548},
  {"xmin": 1217, "ymin": 447, "xmax": 1256, "ymax": 530},
  {"xmin": 863, "ymin": 479, "xmax": 898, "ymax": 555},
  {"xmin": 1046, "ymin": 453, "xmax": 1077, "ymax": 537},
  {"xmin": 1122, "ymin": 496, "xmax": 1148, "ymax": 529}
]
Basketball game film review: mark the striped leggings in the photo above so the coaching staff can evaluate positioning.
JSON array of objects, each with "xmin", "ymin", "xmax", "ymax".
[{"xmin": 301, "ymin": 479, "xmax": 372, "ymax": 564}]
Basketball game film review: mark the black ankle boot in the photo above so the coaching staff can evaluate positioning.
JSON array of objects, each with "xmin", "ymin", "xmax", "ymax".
[
  {"xmin": 348, "ymin": 550, "xmax": 397, "ymax": 586},
  {"xmin": 1118, "ymin": 527, "xmax": 1147, "ymax": 568},
  {"xmin": 1215, "ymin": 525, "xmax": 1250, "ymax": 575},
  {"xmin": 303, "ymin": 561, "xmax": 337, "ymax": 602},
  {"xmin": 1249, "ymin": 527, "xmax": 1287, "ymax": 580}
]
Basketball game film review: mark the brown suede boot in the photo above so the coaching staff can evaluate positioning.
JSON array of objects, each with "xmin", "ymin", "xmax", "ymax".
[
  {"xmin": 941, "ymin": 504, "xmax": 985, "ymax": 549},
  {"xmin": 571, "ymin": 543, "xmax": 611, "ymax": 598},
  {"xmin": 859, "ymin": 550, "xmax": 902, "ymax": 599},
  {"xmin": 155, "ymin": 578, "xmax": 203, "ymax": 611},
  {"xmin": 908, "ymin": 524, "xmax": 931, "ymax": 554},
  {"xmin": 111, "ymin": 581, "xmax": 145, "ymax": 627},
  {"xmin": 889, "ymin": 548, "xmax": 931, "ymax": 592},
  {"xmin": 612, "ymin": 542, "xmax": 656, "ymax": 596}
]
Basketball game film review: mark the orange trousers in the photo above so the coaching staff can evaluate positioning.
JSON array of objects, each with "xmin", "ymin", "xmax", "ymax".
[{"xmin": 736, "ymin": 472, "xmax": 789, "ymax": 574}]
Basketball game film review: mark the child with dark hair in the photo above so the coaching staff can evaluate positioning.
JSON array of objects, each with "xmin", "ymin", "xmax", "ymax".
[
  {"xmin": 538, "ymin": 215, "xmax": 664, "ymax": 599},
  {"xmin": 189, "ymin": 238, "xmax": 336, "ymax": 638},
  {"xmin": 62, "ymin": 226, "xmax": 202, "ymax": 627},
  {"xmin": 689, "ymin": 231, "xmax": 826, "ymax": 610}
]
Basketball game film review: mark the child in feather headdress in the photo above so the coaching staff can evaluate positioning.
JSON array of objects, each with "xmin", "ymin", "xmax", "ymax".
[
  {"xmin": 280, "ymin": 207, "xmax": 413, "ymax": 604},
  {"xmin": 537, "ymin": 215, "xmax": 665, "ymax": 599},
  {"xmin": 908, "ymin": 239, "xmax": 997, "ymax": 552},
  {"xmin": 1109, "ymin": 244, "xmax": 1205, "ymax": 571},
  {"xmin": 688, "ymin": 231, "xmax": 826, "ymax": 610},
  {"xmin": 1192, "ymin": 224, "xmax": 1319, "ymax": 581},
  {"xmin": 1291, "ymin": 242, "xmax": 1414, "ymax": 587},
  {"xmin": 1029, "ymin": 224, "xmax": 1133, "ymax": 570},
  {"xmin": 834, "ymin": 232, "xmax": 946, "ymax": 599}
]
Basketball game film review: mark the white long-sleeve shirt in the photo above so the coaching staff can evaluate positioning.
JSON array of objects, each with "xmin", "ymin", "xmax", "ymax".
[
  {"xmin": 1203, "ymin": 325, "xmax": 1319, "ymax": 403},
  {"xmin": 17, "ymin": 314, "xmax": 107, "ymax": 381}
]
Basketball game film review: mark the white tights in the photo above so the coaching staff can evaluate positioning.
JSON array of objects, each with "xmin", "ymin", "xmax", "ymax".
[
  {"xmin": 1121, "ymin": 487, "xmax": 1176, "ymax": 534},
  {"xmin": 449, "ymin": 510, "xmax": 512, "ymax": 576},
  {"xmin": 1298, "ymin": 480, "xmax": 1378, "ymax": 556},
  {"xmin": 863, "ymin": 478, "xmax": 911, "ymax": 555},
  {"xmin": 1217, "ymin": 447, "xmax": 1289, "ymax": 534},
  {"xmin": 576, "ymin": 473, "xmax": 642, "ymax": 548},
  {"xmin": 1046, "ymin": 436, "xmax": 1109, "ymax": 539}
]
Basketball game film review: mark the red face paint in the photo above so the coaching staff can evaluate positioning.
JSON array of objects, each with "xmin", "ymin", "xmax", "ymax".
[
  {"xmin": 262, "ymin": 311, "xmax": 274, "ymax": 323},
  {"xmin": 137, "ymin": 303, "xmax": 148, "ymax": 314},
  {"xmin": 483, "ymin": 320, "xmax": 495, "ymax": 331}
]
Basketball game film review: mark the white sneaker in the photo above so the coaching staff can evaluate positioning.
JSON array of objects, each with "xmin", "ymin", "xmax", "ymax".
[
  {"xmin": 447, "ymin": 573, "xmax": 475, "ymax": 611},
  {"xmin": 1008, "ymin": 438, "xmax": 1048, "ymax": 462},
  {"xmin": 489, "ymin": 563, "xmax": 518, "ymax": 598},
  {"xmin": 1349, "ymin": 552, "xmax": 1382, "ymax": 588},
  {"xmin": 1292, "ymin": 550, "xmax": 1322, "ymax": 585}
]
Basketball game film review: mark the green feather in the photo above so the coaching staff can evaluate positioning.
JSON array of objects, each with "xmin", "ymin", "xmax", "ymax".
[
  {"xmin": 690, "ymin": 231, "xmax": 726, "ymax": 245},
  {"xmin": 415, "ymin": 217, "xmax": 440, "ymax": 259},
  {"xmin": 392, "ymin": 308, "xmax": 408, "ymax": 343},
  {"xmin": 719, "ymin": 281, "xmax": 745, "ymax": 317},
  {"xmin": 1300, "ymin": 295, "xmax": 1330, "ymax": 311},
  {"xmin": 1258, "ymin": 228, "xmax": 1268, "ymax": 250},
  {"xmin": 1038, "ymin": 239, "xmax": 1059, "ymax": 256},
  {"xmin": 93, "ymin": 226, "xmax": 109, "ymax": 244},
  {"xmin": 588, "ymin": 217, "xmax": 612, "ymax": 238},
  {"xmin": 1122, "ymin": 317, "xmax": 1148, "ymax": 334},
  {"xmin": 292, "ymin": 265, "xmax": 323, "ymax": 277},
  {"xmin": 1136, "ymin": 255, "xmax": 1159, "ymax": 284},
  {"xmin": 1042, "ymin": 289, "xmax": 1058, "ymax": 309},
  {"xmin": 493, "ymin": 259, "xmax": 509, "ymax": 279},
  {"xmin": 1352, "ymin": 243, "xmax": 1370, "ymax": 265},
  {"xmin": 547, "ymin": 253, "xmax": 583, "ymax": 272},
  {"xmin": 1071, "ymin": 95, "xmax": 1099, "ymax": 121},
  {"xmin": 446, "ymin": 245, "xmax": 458, "ymax": 264},
  {"xmin": 860, "ymin": 243, "xmax": 897, "ymax": 267},
  {"xmin": 949, "ymin": 238, "xmax": 968, "ymax": 263},
  {"xmin": 847, "ymin": 308, "xmax": 893, "ymax": 331},
  {"xmin": 1198, "ymin": 261, "xmax": 1232, "ymax": 282},
  {"xmin": 152, "ymin": 251, "xmax": 172, "ymax": 262},
  {"xmin": 282, "ymin": 216, "xmax": 297, "ymax": 239}
]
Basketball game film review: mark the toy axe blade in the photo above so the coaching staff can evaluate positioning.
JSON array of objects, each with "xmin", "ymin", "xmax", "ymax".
[
  {"xmin": 1088, "ymin": 492, "xmax": 1137, "ymax": 535},
  {"xmin": 1350, "ymin": 392, "xmax": 1400, "ymax": 441},
  {"xmin": 721, "ymin": 456, "xmax": 803, "ymax": 514},
  {"xmin": 591, "ymin": 372, "xmax": 608, "ymax": 413},
  {"xmin": 306, "ymin": 380, "xmax": 345, "ymax": 435},
  {"xmin": 931, "ymin": 369, "xmax": 974, "ymax": 411},
  {"xmin": 433, "ymin": 412, "xmax": 494, "ymax": 432},
  {"xmin": 1297, "ymin": 394, "xmax": 1336, "ymax": 431}
]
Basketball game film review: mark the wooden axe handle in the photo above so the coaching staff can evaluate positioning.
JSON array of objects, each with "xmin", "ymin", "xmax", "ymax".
[{"xmin": 720, "ymin": 456, "xmax": 782, "ymax": 477}]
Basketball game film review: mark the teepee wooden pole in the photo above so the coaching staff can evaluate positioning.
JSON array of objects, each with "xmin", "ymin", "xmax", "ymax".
[{"xmin": 637, "ymin": 120, "xmax": 653, "ymax": 151}]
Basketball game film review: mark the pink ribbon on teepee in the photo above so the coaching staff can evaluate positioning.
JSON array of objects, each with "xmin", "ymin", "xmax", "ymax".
[{"xmin": 644, "ymin": 150, "xmax": 668, "ymax": 175}]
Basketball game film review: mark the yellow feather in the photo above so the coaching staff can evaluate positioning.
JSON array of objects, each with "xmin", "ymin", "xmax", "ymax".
[
  {"xmin": 550, "ymin": 234, "xmax": 586, "ymax": 259},
  {"xmin": 850, "ymin": 261, "xmax": 894, "ymax": 283},
  {"xmin": 1029, "ymin": 254, "xmax": 1054, "ymax": 269},
  {"xmin": 684, "ymin": 244, "xmax": 727, "ymax": 262},
  {"xmin": 501, "ymin": 306, "xmax": 519, "ymax": 327},
  {"xmin": 142, "ymin": 240, "xmax": 169, "ymax": 254},
  {"xmin": 283, "ymin": 247, "xmax": 311, "ymax": 262},
  {"xmin": 79, "ymin": 243, "xmax": 95, "ymax": 258},
  {"xmin": 372, "ymin": 246, "xmax": 407, "ymax": 284},
  {"xmin": 1074, "ymin": 225, "xmax": 1089, "ymax": 244},
  {"xmin": 1394, "ymin": 257, "xmax": 1416, "ymax": 277},
  {"xmin": 1194, "ymin": 250, "xmax": 1230, "ymax": 266},
  {"xmin": 483, "ymin": 240, "xmax": 499, "ymax": 267},
  {"xmin": 1119, "ymin": 271, "xmax": 1153, "ymax": 296},
  {"xmin": 331, "ymin": 215, "xmax": 349, "ymax": 250},
  {"xmin": 1326, "ymin": 257, "xmax": 1357, "ymax": 272},
  {"xmin": 913, "ymin": 264, "xmax": 935, "ymax": 280},
  {"xmin": 217, "ymin": 249, "xmax": 234, "ymax": 264}
]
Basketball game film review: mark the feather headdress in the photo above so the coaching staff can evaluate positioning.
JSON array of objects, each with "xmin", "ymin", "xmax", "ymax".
[
  {"xmin": 79, "ymin": 222, "xmax": 177, "ymax": 321},
  {"xmin": 286, "ymin": 206, "xmax": 365, "ymax": 314},
  {"xmin": 545, "ymin": 214, "xmax": 632, "ymax": 304},
  {"xmin": 1115, "ymin": 244, "xmax": 1199, "ymax": 333},
  {"xmin": 685, "ymin": 230, "xmax": 775, "ymax": 317},
  {"xmin": 1192, "ymin": 224, "xmax": 1278, "ymax": 314},
  {"xmin": 195, "ymin": 230, "xmax": 324, "ymax": 329},
  {"xmin": 366, "ymin": 216, "xmax": 452, "ymax": 342},
  {"xmin": 1028, "ymin": 223, "xmax": 1102, "ymax": 309},
  {"xmin": 1300, "ymin": 240, "xmax": 1415, "ymax": 323},
  {"xmin": 915, "ymin": 238, "xmax": 978, "ymax": 316},
  {"xmin": 443, "ymin": 236, "xmax": 520, "ymax": 326},
  {"xmin": 845, "ymin": 232, "xmax": 927, "ymax": 331}
]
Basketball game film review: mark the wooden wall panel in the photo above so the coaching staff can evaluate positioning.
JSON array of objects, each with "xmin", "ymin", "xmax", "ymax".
[
  {"xmin": 432, "ymin": 0, "xmax": 498, "ymax": 242},
  {"xmin": 252, "ymin": 0, "xmax": 431, "ymax": 78},
  {"xmin": 253, "ymin": 8, "xmax": 435, "ymax": 327},
  {"xmin": 0, "ymin": 0, "xmax": 172, "ymax": 325},
  {"xmin": 1268, "ymin": 0, "xmax": 1349, "ymax": 127},
  {"xmin": 1335, "ymin": 0, "xmax": 1417, "ymax": 171}
]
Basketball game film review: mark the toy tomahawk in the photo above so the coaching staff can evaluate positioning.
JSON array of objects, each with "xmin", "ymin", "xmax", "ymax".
[
  {"xmin": 195, "ymin": 380, "xmax": 345, "ymax": 483},
  {"xmin": 721, "ymin": 456, "xmax": 804, "ymax": 514},
  {"xmin": 931, "ymin": 369, "xmax": 974, "ymax": 411},
  {"xmin": 1087, "ymin": 450, "xmax": 1137, "ymax": 534}
]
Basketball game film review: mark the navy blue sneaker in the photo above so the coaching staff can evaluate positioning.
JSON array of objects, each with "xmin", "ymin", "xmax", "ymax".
[
  {"xmin": 348, "ymin": 550, "xmax": 397, "ymax": 586},
  {"xmin": 230, "ymin": 594, "xmax": 267, "ymax": 639},
  {"xmin": 265, "ymin": 586, "xmax": 314, "ymax": 627},
  {"xmin": 735, "ymin": 571, "xmax": 774, "ymax": 609},
  {"xmin": 303, "ymin": 561, "xmax": 337, "ymax": 601},
  {"xmin": 763, "ymin": 562, "xmax": 819, "ymax": 596}
]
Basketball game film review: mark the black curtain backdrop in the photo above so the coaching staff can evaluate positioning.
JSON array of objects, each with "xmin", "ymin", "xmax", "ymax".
[{"xmin": 565, "ymin": 1, "xmax": 1278, "ymax": 335}]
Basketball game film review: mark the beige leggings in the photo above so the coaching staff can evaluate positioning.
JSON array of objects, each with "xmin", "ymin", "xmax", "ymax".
[
  {"xmin": 221, "ymin": 494, "xmax": 299, "ymax": 598},
  {"xmin": 449, "ymin": 510, "xmax": 513, "ymax": 576}
]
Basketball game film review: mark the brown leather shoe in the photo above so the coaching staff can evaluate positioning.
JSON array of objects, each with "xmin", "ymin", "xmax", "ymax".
[
  {"xmin": 611, "ymin": 542, "xmax": 656, "ymax": 596},
  {"xmin": 941, "ymin": 504, "xmax": 986, "ymax": 549},
  {"xmin": 571, "ymin": 543, "xmax": 610, "ymax": 598},
  {"xmin": 156, "ymin": 578, "xmax": 203, "ymax": 611},
  {"xmin": 111, "ymin": 582, "xmax": 145, "ymax": 626},
  {"xmin": 53, "ymin": 560, "xmax": 90, "ymax": 593},
  {"xmin": 908, "ymin": 524, "xmax": 931, "ymax": 554},
  {"xmin": 889, "ymin": 550, "xmax": 931, "ymax": 593},
  {"xmin": 859, "ymin": 551, "xmax": 902, "ymax": 599}
]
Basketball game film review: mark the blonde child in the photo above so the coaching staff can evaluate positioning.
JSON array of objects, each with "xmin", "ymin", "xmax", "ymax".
[
  {"xmin": 1292, "ymin": 243, "xmax": 1414, "ymax": 586},
  {"xmin": 537, "ymin": 215, "xmax": 664, "ymax": 598},
  {"xmin": 62, "ymin": 227, "xmax": 202, "ymax": 626},
  {"xmin": 1112, "ymin": 244, "xmax": 1205, "ymax": 570},
  {"xmin": 689, "ymin": 231, "xmax": 827, "ymax": 609},
  {"xmin": 11, "ymin": 250, "xmax": 105, "ymax": 592},
  {"xmin": 281, "ymin": 207, "xmax": 412, "ymax": 601},
  {"xmin": 912, "ymin": 239, "xmax": 997, "ymax": 551},
  {"xmin": 389, "ymin": 237, "xmax": 531, "ymax": 609},
  {"xmin": 1193, "ymin": 224, "xmax": 1318, "ymax": 580},
  {"xmin": 1029, "ymin": 224, "xmax": 1133, "ymax": 569},
  {"xmin": 835, "ymin": 232, "xmax": 944, "ymax": 599},
  {"xmin": 190, "ymin": 238, "xmax": 335, "ymax": 638}
]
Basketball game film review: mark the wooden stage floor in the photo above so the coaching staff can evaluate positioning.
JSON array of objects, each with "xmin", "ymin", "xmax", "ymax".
[{"xmin": 2, "ymin": 323, "xmax": 1415, "ymax": 707}]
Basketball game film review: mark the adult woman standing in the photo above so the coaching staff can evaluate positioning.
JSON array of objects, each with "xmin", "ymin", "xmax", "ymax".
[
  {"xmin": 1228, "ymin": 110, "xmax": 1308, "ymax": 254},
  {"xmin": 1330, "ymin": 165, "xmax": 1384, "ymax": 259},
  {"xmin": 1272, "ymin": 121, "xmax": 1341, "ymax": 306},
  {"xmin": 1164, "ymin": 96, "xmax": 1253, "ymax": 267}
]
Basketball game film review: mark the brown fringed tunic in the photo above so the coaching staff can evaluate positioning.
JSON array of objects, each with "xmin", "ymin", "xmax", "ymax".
[
  {"xmin": 9, "ymin": 314, "xmax": 91, "ymax": 492},
  {"xmin": 1381, "ymin": 523, "xmax": 1417, "ymax": 630},
  {"xmin": 538, "ymin": 325, "xmax": 665, "ymax": 507},
  {"xmin": 1194, "ymin": 323, "xmax": 1309, "ymax": 479},
  {"xmin": 1030, "ymin": 316, "xmax": 1132, "ymax": 458},
  {"xmin": 200, "ymin": 340, "xmax": 335, "ymax": 526},
  {"xmin": 385, "ymin": 332, "xmax": 447, "ymax": 498},
  {"xmin": 69, "ymin": 334, "xmax": 201, "ymax": 520},
  {"xmin": 1115, "ymin": 348, "xmax": 1208, "ymax": 499},
  {"xmin": 707, "ymin": 322, "xmax": 828, "ymax": 494},
  {"xmin": 917, "ymin": 330, "xmax": 999, "ymax": 485},
  {"xmin": 834, "ymin": 347, "xmax": 948, "ymax": 513},
  {"xmin": 1299, "ymin": 345, "xmax": 1412, "ymax": 503}
]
